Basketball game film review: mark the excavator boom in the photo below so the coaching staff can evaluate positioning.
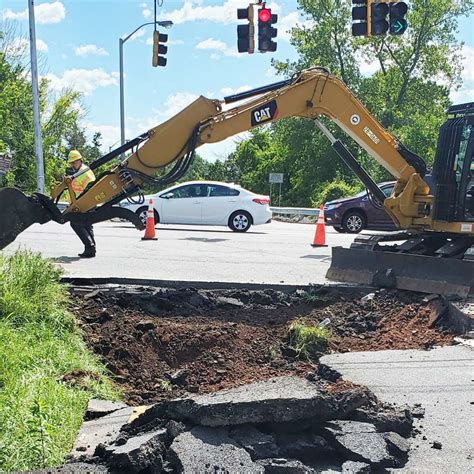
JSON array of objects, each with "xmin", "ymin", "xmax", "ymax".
[{"xmin": 1, "ymin": 68, "xmax": 472, "ymax": 295}]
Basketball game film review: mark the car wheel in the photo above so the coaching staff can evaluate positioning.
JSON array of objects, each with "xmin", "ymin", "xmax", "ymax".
[
  {"xmin": 228, "ymin": 211, "xmax": 252, "ymax": 232},
  {"xmin": 136, "ymin": 206, "xmax": 159, "ymax": 226},
  {"xmin": 342, "ymin": 211, "xmax": 365, "ymax": 233},
  {"xmin": 333, "ymin": 226, "xmax": 345, "ymax": 233}
]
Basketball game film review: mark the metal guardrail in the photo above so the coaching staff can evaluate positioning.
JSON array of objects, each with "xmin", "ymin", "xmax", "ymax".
[
  {"xmin": 57, "ymin": 203, "xmax": 319, "ymax": 218},
  {"xmin": 270, "ymin": 206, "xmax": 320, "ymax": 217}
]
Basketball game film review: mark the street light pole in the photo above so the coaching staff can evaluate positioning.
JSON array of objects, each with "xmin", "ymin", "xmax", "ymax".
[
  {"xmin": 119, "ymin": 37, "xmax": 125, "ymax": 147},
  {"xmin": 118, "ymin": 20, "xmax": 173, "ymax": 147},
  {"xmin": 28, "ymin": 0, "xmax": 45, "ymax": 193}
]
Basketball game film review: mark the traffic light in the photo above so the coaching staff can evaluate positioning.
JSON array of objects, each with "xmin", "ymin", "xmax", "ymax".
[
  {"xmin": 352, "ymin": 1, "xmax": 408, "ymax": 37},
  {"xmin": 351, "ymin": 0, "xmax": 368, "ymax": 37},
  {"xmin": 370, "ymin": 1, "xmax": 389, "ymax": 36},
  {"xmin": 257, "ymin": 7, "xmax": 277, "ymax": 53},
  {"xmin": 237, "ymin": 6, "xmax": 254, "ymax": 54},
  {"xmin": 152, "ymin": 30, "xmax": 168, "ymax": 67},
  {"xmin": 389, "ymin": 2, "xmax": 408, "ymax": 35}
]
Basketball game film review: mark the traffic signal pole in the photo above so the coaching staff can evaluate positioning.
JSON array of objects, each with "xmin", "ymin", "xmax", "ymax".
[
  {"xmin": 248, "ymin": 5, "xmax": 255, "ymax": 54},
  {"xmin": 367, "ymin": 0, "xmax": 373, "ymax": 37}
]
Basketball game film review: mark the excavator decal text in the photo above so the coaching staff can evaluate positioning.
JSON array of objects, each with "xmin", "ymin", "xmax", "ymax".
[
  {"xmin": 363, "ymin": 126, "xmax": 380, "ymax": 144},
  {"xmin": 251, "ymin": 100, "xmax": 278, "ymax": 126}
]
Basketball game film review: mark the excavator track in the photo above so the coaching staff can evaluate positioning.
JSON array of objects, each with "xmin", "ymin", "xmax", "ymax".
[{"xmin": 327, "ymin": 232, "xmax": 474, "ymax": 297}]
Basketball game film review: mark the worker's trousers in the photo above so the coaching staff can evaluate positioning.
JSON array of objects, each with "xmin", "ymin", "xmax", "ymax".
[{"xmin": 70, "ymin": 222, "xmax": 95, "ymax": 249}]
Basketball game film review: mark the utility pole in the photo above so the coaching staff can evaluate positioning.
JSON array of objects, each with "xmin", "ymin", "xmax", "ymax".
[{"xmin": 28, "ymin": 0, "xmax": 45, "ymax": 193}]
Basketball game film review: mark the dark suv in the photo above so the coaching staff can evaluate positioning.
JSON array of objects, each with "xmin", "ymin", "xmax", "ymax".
[{"xmin": 324, "ymin": 182, "xmax": 397, "ymax": 233}]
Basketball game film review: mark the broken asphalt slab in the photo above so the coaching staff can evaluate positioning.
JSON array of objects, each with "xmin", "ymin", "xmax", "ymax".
[
  {"xmin": 169, "ymin": 427, "xmax": 265, "ymax": 473},
  {"xmin": 320, "ymin": 345, "xmax": 474, "ymax": 473},
  {"xmin": 85, "ymin": 399, "xmax": 128, "ymax": 420},
  {"xmin": 65, "ymin": 376, "xmax": 414, "ymax": 472},
  {"xmin": 129, "ymin": 376, "xmax": 368, "ymax": 428},
  {"xmin": 322, "ymin": 421, "xmax": 409, "ymax": 468}
]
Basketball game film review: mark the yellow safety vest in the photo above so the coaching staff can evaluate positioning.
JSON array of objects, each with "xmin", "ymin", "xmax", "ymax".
[{"xmin": 70, "ymin": 164, "xmax": 96, "ymax": 200}]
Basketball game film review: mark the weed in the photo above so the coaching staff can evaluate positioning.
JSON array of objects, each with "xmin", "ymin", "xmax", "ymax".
[
  {"xmin": 302, "ymin": 286, "xmax": 323, "ymax": 304},
  {"xmin": 161, "ymin": 380, "xmax": 173, "ymax": 391},
  {"xmin": 287, "ymin": 320, "xmax": 331, "ymax": 360},
  {"xmin": 265, "ymin": 346, "xmax": 279, "ymax": 362}
]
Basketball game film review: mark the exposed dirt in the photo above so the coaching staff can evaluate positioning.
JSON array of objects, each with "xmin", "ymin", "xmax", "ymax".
[{"xmin": 70, "ymin": 286, "xmax": 455, "ymax": 405}]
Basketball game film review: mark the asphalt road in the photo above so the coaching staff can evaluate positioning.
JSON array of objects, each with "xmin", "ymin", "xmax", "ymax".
[
  {"xmin": 321, "ymin": 345, "xmax": 474, "ymax": 473},
  {"xmin": 6, "ymin": 220, "xmax": 357, "ymax": 285}
]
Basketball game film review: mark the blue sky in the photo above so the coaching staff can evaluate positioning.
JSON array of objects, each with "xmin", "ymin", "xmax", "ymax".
[{"xmin": 1, "ymin": 0, "xmax": 473, "ymax": 161}]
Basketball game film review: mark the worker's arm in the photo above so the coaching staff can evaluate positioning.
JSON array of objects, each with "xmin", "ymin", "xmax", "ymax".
[{"xmin": 58, "ymin": 68, "xmax": 432, "ymax": 229}]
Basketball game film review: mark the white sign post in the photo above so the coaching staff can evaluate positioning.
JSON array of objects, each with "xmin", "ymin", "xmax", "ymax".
[{"xmin": 269, "ymin": 173, "xmax": 284, "ymax": 205}]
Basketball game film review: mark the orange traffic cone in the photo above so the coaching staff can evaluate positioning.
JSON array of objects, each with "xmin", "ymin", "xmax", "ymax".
[
  {"xmin": 141, "ymin": 198, "xmax": 158, "ymax": 241},
  {"xmin": 311, "ymin": 204, "xmax": 328, "ymax": 247}
]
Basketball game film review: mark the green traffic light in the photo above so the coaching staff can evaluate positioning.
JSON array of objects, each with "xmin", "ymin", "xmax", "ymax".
[{"xmin": 390, "ymin": 19, "xmax": 407, "ymax": 35}]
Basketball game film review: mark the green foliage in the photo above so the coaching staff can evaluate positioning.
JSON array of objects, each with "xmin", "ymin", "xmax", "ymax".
[
  {"xmin": 312, "ymin": 179, "xmax": 362, "ymax": 207},
  {"xmin": 189, "ymin": 0, "xmax": 473, "ymax": 207},
  {"xmin": 0, "ymin": 30, "xmax": 105, "ymax": 193},
  {"xmin": 288, "ymin": 320, "xmax": 331, "ymax": 360},
  {"xmin": 0, "ymin": 252, "xmax": 118, "ymax": 471}
]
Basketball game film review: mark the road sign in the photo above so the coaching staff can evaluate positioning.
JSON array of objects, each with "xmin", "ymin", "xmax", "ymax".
[
  {"xmin": 0, "ymin": 154, "xmax": 12, "ymax": 174},
  {"xmin": 269, "ymin": 173, "xmax": 283, "ymax": 183}
]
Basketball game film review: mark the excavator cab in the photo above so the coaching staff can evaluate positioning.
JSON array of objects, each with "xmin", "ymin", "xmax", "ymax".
[
  {"xmin": 329, "ymin": 102, "xmax": 474, "ymax": 297},
  {"xmin": 431, "ymin": 102, "xmax": 474, "ymax": 222}
]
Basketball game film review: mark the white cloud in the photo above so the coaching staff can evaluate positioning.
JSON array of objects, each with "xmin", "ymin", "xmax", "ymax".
[
  {"xmin": 4, "ymin": 37, "xmax": 48, "ymax": 55},
  {"xmin": 266, "ymin": 67, "xmax": 277, "ymax": 78},
  {"xmin": 452, "ymin": 45, "xmax": 474, "ymax": 104},
  {"xmin": 36, "ymin": 39, "xmax": 48, "ymax": 52},
  {"xmin": 44, "ymin": 68, "xmax": 118, "ymax": 95},
  {"xmin": 196, "ymin": 38, "xmax": 240, "ymax": 58},
  {"xmin": 74, "ymin": 44, "xmax": 109, "ymax": 57},
  {"xmin": 128, "ymin": 28, "xmax": 146, "ymax": 41},
  {"xmin": 221, "ymin": 85, "xmax": 252, "ymax": 96},
  {"xmin": 2, "ymin": 1, "xmax": 65, "ymax": 24},
  {"xmin": 278, "ymin": 11, "xmax": 315, "ymax": 41},
  {"xmin": 160, "ymin": 0, "xmax": 280, "ymax": 25},
  {"xmin": 159, "ymin": 91, "xmax": 200, "ymax": 118},
  {"xmin": 83, "ymin": 122, "xmax": 121, "ymax": 151},
  {"xmin": 142, "ymin": 8, "xmax": 152, "ymax": 18},
  {"xmin": 460, "ymin": 45, "xmax": 474, "ymax": 82}
]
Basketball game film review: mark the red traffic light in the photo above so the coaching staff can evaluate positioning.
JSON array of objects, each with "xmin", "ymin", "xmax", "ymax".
[{"xmin": 258, "ymin": 8, "xmax": 271, "ymax": 22}]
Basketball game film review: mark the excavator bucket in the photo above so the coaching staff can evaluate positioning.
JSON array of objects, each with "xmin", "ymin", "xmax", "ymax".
[
  {"xmin": 327, "ymin": 246, "xmax": 474, "ymax": 297},
  {"xmin": 0, "ymin": 187, "xmax": 52, "ymax": 250}
]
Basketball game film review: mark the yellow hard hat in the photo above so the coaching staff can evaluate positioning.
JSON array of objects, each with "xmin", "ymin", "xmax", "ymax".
[{"xmin": 68, "ymin": 150, "xmax": 82, "ymax": 163}]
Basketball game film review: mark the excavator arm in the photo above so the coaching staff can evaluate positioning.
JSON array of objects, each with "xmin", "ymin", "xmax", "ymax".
[
  {"xmin": 49, "ymin": 68, "xmax": 433, "ymax": 232},
  {"xmin": 1, "ymin": 67, "xmax": 472, "ymax": 296}
]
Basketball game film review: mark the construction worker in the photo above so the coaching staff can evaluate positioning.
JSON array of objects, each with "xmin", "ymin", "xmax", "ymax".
[{"xmin": 67, "ymin": 150, "xmax": 97, "ymax": 258}]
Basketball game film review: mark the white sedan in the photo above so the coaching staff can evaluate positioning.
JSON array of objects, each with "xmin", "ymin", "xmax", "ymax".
[{"xmin": 119, "ymin": 181, "xmax": 272, "ymax": 232}]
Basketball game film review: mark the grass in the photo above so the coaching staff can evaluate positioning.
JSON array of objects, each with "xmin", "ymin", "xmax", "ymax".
[
  {"xmin": 287, "ymin": 319, "xmax": 331, "ymax": 360},
  {"xmin": 0, "ymin": 251, "xmax": 118, "ymax": 471}
]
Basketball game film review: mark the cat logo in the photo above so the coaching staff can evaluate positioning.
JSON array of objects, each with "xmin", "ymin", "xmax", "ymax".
[{"xmin": 251, "ymin": 100, "xmax": 278, "ymax": 126}]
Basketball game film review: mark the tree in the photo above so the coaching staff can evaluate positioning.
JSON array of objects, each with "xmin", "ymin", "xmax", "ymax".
[
  {"xmin": 221, "ymin": 0, "xmax": 474, "ymax": 206},
  {"xmin": 0, "ymin": 25, "xmax": 106, "ymax": 193}
]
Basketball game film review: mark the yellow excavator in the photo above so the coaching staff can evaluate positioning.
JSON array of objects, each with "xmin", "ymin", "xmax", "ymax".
[{"xmin": 0, "ymin": 68, "xmax": 473, "ymax": 295}]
